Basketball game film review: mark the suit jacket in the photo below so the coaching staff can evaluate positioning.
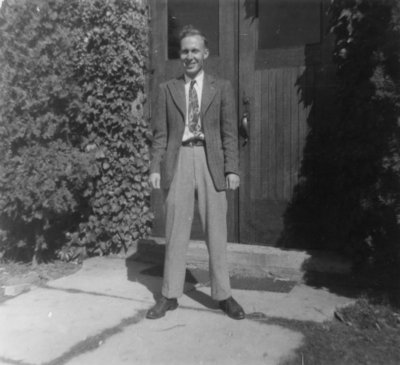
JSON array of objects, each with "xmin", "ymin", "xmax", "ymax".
[{"xmin": 150, "ymin": 73, "xmax": 239, "ymax": 191}]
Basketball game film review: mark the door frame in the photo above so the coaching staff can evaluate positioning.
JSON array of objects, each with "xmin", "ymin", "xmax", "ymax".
[{"xmin": 147, "ymin": 0, "xmax": 330, "ymax": 245}]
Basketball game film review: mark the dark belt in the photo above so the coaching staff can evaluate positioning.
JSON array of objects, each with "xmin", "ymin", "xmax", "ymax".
[{"xmin": 182, "ymin": 139, "xmax": 205, "ymax": 147}]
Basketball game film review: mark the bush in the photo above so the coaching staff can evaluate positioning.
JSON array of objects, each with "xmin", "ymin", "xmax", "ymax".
[
  {"xmin": 331, "ymin": 0, "xmax": 400, "ymax": 303},
  {"xmin": 0, "ymin": 0, "xmax": 152, "ymax": 263},
  {"xmin": 71, "ymin": 0, "xmax": 152, "ymax": 257},
  {"xmin": 282, "ymin": 0, "xmax": 400, "ymax": 300}
]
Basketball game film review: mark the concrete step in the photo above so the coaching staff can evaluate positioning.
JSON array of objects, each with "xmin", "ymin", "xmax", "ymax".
[{"xmin": 128, "ymin": 237, "xmax": 352, "ymax": 281}]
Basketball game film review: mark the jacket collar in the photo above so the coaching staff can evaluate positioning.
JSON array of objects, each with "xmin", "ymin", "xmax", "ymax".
[{"xmin": 167, "ymin": 73, "xmax": 217, "ymax": 120}]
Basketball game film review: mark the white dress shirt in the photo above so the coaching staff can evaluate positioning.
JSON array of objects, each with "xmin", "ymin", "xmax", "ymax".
[{"xmin": 182, "ymin": 71, "xmax": 205, "ymax": 141}]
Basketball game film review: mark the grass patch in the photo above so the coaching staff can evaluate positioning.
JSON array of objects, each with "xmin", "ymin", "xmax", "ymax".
[{"xmin": 278, "ymin": 298, "xmax": 400, "ymax": 365}]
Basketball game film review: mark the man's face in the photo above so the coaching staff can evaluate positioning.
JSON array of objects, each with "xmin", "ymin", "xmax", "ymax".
[{"xmin": 180, "ymin": 35, "xmax": 209, "ymax": 78}]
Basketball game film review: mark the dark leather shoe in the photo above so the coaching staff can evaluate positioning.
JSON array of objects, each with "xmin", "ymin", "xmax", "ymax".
[
  {"xmin": 219, "ymin": 297, "xmax": 245, "ymax": 320},
  {"xmin": 146, "ymin": 296, "xmax": 178, "ymax": 319}
]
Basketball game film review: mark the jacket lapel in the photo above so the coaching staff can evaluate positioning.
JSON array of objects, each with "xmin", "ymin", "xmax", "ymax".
[
  {"xmin": 167, "ymin": 76, "xmax": 186, "ymax": 119},
  {"xmin": 166, "ymin": 73, "xmax": 217, "ymax": 122},
  {"xmin": 201, "ymin": 74, "xmax": 217, "ymax": 118}
]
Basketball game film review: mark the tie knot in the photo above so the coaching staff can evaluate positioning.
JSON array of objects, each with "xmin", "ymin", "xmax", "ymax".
[{"xmin": 190, "ymin": 80, "xmax": 196, "ymax": 88}]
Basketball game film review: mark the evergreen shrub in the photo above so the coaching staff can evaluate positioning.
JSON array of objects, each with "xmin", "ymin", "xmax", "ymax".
[
  {"xmin": 283, "ymin": 0, "xmax": 400, "ymax": 300},
  {"xmin": 0, "ymin": 0, "xmax": 152, "ymax": 263}
]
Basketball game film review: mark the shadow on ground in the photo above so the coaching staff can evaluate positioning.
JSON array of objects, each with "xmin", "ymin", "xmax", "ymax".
[
  {"xmin": 125, "ymin": 241, "xmax": 297, "ymax": 310},
  {"xmin": 125, "ymin": 247, "xmax": 218, "ymax": 310}
]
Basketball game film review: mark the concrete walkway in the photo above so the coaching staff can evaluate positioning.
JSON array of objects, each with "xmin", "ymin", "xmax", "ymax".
[{"xmin": 0, "ymin": 249, "xmax": 355, "ymax": 365}]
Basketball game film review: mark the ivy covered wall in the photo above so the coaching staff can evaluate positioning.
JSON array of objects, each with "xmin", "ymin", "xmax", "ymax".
[{"xmin": 0, "ymin": 0, "xmax": 152, "ymax": 263}]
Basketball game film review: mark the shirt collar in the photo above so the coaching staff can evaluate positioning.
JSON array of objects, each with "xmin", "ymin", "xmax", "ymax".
[{"xmin": 184, "ymin": 70, "xmax": 204, "ymax": 86}]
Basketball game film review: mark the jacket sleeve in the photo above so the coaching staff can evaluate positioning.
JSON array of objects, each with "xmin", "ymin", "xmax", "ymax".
[
  {"xmin": 150, "ymin": 84, "xmax": 168, "ymax": 174},
  {"xmin": 220, "ymin": 80, "xmax": 240, "ymax": 176}
]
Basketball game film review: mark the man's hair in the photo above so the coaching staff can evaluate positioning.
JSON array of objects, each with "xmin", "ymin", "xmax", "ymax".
[{"xmin": 179, "ymin": 25, "xmax": 208, "ymax": 48}]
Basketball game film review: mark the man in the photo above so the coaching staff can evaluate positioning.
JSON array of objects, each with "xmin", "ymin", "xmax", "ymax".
[{"xmin": 147, "ymin": 26, "xmax": 245, "ymax": 320}]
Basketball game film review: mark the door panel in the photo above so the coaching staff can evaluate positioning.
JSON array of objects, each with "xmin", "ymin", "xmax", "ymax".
[
  {"xmin": 238, "ymin": 65, "xmax": 311, "ymax": 244},
  {"xmin": 238, "ymin": 0, "xmax": 324, "ymax": 244}
]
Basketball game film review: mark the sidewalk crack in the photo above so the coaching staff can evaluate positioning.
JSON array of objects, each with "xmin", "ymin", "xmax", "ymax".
[{"xmin": 42, "ymin": 310, "xmax": 147, "ymax": 365}]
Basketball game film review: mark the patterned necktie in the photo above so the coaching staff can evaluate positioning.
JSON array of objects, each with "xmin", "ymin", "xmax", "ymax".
[{"xmin": 188, "ymin": 80, "xmax": 201, "ymax": 135}]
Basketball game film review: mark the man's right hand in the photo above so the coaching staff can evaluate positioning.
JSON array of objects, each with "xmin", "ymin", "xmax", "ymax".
[{"xmin": 149, "ymin": 172, "xmax": 161, "ymax": 189}]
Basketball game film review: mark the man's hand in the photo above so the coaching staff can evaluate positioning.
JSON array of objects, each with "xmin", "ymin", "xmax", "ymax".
[
  {"xmin": 149, "ymin": 172, "xmax": 161, "ymax": 189},
  {"xmin": 226, "ymin": 173, "xmax": 240, "ymax": 190}
]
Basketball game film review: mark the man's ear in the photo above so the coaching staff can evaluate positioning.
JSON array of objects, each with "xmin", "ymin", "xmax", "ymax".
[{"xmin": 204, "ymin": 48, "xmax": 210, "ymax": 60}]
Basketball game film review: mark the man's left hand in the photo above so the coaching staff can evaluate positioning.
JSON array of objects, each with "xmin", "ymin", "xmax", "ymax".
[{"xmin": 226, "ymin": 173, "xmax": 240, "ymax": 190}]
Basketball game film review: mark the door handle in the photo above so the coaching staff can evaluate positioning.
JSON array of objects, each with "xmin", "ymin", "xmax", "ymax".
[
  {"xmin": 240, "ymin": 112, "xmax": 249, "ymax": 146},
  {"xmin": 239, "ymin": 96, "xmax": 250, "ymax": 146}
]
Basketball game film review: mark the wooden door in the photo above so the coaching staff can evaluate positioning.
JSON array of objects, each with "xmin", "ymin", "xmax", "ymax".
[
  {"xmin": 149, "ymin": 0, "xmax": 239, "ymax": 242},
  {"xmin": 149, "ymin": 0, "xmax": 331, "ymax": 246},
  {"xmin": 238, "ymin": 0, "xmax": 330, "ymax": 244}
]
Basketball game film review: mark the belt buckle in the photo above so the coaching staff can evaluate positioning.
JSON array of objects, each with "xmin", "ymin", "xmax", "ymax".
[{"xmin": 183, "ymin": 139, "xmax": 199, "ymax": 147}]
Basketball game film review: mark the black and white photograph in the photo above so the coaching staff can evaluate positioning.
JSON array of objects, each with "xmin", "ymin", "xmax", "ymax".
[{"xmin": 0, "ymin": 0, "xmax": 399, "ymax": 364}]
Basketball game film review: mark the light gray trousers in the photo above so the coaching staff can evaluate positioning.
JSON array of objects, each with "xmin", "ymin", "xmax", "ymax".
[{"xmin": 162, "ymin": 146, "xmax": 231, "ymax": 301}]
